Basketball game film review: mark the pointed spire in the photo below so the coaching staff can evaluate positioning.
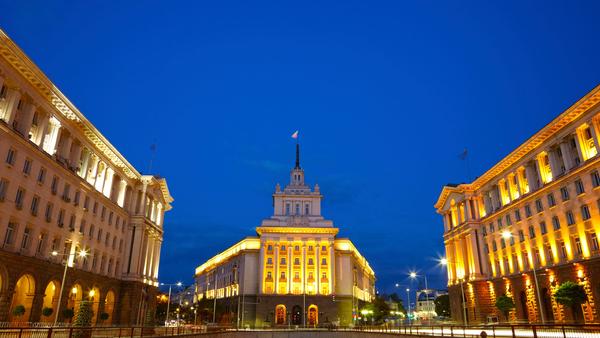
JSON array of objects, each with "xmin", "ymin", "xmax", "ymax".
[{"xmin": 295, "ymin": 142, "xmax": 301, "ymax": 169}]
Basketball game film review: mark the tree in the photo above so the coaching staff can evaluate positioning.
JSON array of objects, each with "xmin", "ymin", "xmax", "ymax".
[
  {"xmin": 554, "ymin": 281, "xmax": 588, "ymax": 323},
  {"xmin": 495, "ymin": 294, "xmax": 515, "ymax": 322},
  {"xmin": 434, "ymin": 294, "xmax": 451, "ymax": 317},
  {"xmin": 389, "ymin": 293, "xmax": 406, "ymax": 314},
  {"xmin": 73, "ymin": 301, "xmax": 93, "ymax": 338}
]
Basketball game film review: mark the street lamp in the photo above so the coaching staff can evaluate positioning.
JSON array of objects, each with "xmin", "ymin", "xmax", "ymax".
[
  {"xmin": 160, "ymin": 281, "xmax": 183, "ymax": 326},
  {"xmin": 395, "ymin": 283, "xmax": 411, "ymax": 325},
  {"xmin": 497, "ymin": 231, "xmax": 546, "ymax": 324},
  {"xmin": 439, "ymin": 258, "xmax": 468, "ymax": 325},
  {"xmin": 52, "ymin": 248, "xmax": 88, "ymax": 326}
]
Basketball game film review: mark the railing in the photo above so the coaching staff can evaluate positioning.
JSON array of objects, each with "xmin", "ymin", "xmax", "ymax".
[{"xmin": 0, "ymin": 325, "xmax": 206, "ymax": 338}]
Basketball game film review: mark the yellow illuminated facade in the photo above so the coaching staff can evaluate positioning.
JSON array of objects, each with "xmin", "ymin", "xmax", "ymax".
[
  {"xmin": 435, "ymin": 84, "xmax": 600, "ymax": 324},
  {"xmin": 194, "ymin": 144, "xmax": 375, "ymax": 327}
]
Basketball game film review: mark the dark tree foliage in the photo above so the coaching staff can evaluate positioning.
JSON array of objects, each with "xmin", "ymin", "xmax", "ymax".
[
  {"xmin": 554, "ymin": 281, "xmax": 588, "ymax": 323},
  {"xmin": 495, "ymin": 294, "xmax": 515, "ymax": 322},
  {"xmin": 434, "ymin": 294, "xmax": 451, "ymax": 317}
]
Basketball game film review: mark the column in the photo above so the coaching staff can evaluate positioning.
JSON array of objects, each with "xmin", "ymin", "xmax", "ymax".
[
  {"xmin": 17, "ymin": 102, "xmax": 36, "ymax": 137},
  {"xmin": 70, "ymin": 141, "xmax": 83, "ymax": 170},
  {"xmin": 301, "ymin": 244, "xmax": 306, "ymax": 293},
  {"xmin": 490, "ymin": 186, "xmax": 500, "ymax": 210},
  {"xmin": 525, "ymin": 162, "xmax": 539, "ymax": 191},
  {"xmin": 258, "ymin": 242, "xmax": 265, "ymax": 294},
  {"xmin": 328, "ymin": 243, "xmax": 334, "ymax": 295},
  {"xmin": 60, "ymin": 134, "xmax": 73, "ymax": 162},
  {"xmin": 2, "ymin": 87, "xmax": 20, "ymax": 124},
  {"xmin": 445, "ymin": 241, "xmax": 456, "ymax": 282},
  {"xmin": 274, "ymin": 244, "xmax": 280, "ymax": 293},
  {"xmin": 316, "ymin": 244, "xmax": 320, "ymax": 294},
  {"xmin": 287, "ymin": 245, "xmax": 292, "ymax": 294},
  {"xmin": 588, "ymin": 119, "xmax": 600, "ymax": 154},
  {"xmin": 442, "ymin": 212, "xmax": 450, "ymax": 231},
  {"xmin": 153, "ymin": 239, "xmax": 162, "ymax": 279},
  {"xmin": 547, "ymin": 148, "xmax": 562, "ymax": 178},
  {"xmin": 34, "ymin": 113, "xmax": 49, "ymax": 147},
  {"xmin": 117, "ymin": 180, "xmax": 128, "ymax": 207},
  {"xmin": 464, "ymin": 199, "xmax": 471, "ymax": 222},
  {"xmin": 560, "ymin": 141, "xmax": 575, "ymax": 171}
]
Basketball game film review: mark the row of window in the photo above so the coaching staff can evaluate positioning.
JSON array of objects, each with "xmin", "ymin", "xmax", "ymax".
[
  {"xmin": 266, "ymin": 244, "xmax": 328, "ymax": 252},
  {"xmin": 265, "ymin": 270, "xmax": 327, "ymax": 281},
  {"xmin": 266, "ymin": 257, "xmax": 328, "ymax": 266},
  {"xmin": 2, "ymin": 221, "xmax": 120, "ymax": 277},
  {"xmin": 4, "ymin": 147, "xmax": 126, "ymax": 229}
]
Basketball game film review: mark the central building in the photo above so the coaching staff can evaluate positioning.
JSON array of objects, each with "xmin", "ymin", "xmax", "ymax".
[{"xmin": 194, "ymin": 144, "xmax": 375, "ymax": 328}]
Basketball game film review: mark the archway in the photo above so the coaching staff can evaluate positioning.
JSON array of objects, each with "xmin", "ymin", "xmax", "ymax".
[
  {"xmin": 89, "ymin": 287, "xmax": 100, "ymax": 325},
  {"xmin": 308, "ymin": 304, "xmax": 318, "ymax": 326},
  {"xmin": 67, "ymin": 284, "xmax": 83, "ymax": 322},
  {"xmin": 519, "ymin": 291, "xmax": 528, "ymax": 321},
  {"xmin": 41, "ymin": 280, "xmax": 60, "ymax": 323},
  {"xmin": 542, "ymin": 288, "xmax": 554, "ymax": 322},
  {"xmin": 9, "ymin": 274, "xmax": 36, "ymax": 322},
  {"xmin": 275, "ymin": 304, "xmax": 286, "ymax": 325},
  {"xmin": 291, "ymin": 305, "xmax": 302, "ymax": 325},
  {"xmin": 103, "ymin": 291, "xmax": 115, "ymax": 324}
]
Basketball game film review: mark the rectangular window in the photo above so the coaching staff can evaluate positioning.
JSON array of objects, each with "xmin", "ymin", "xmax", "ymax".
[
  {"xmin": 93, "ymin": 202, "xmax": 98, "ymax": 214},
  {"xmin": 575, "ymin": 179, "xmax": 585, "ymax": 195},
  {"xmin": 560, "ymin": 186, "xmax": 570, "ymax": 201},
  {"xmin": 525, "ymin": 204, "xmax": 532, "ymax": 217},
  {"xmin": 97, "ymin": 229, "xmax": 102, "ymax": 242},
  {"xmin": 108, "ymin": 212, "xmax": 113, "ymax": 225},
  {"xmin": 505, "ymin": 214, "xmax": 512, "ymax": 226},
  {"xmin": 74, "ymin": 191, "xmax": 80, "ymax": 206},
  {"xmin": 535, "ymin": 199, "xmax": 543, "ymax": 213},
  {"xmin": 515, "ymin": 210, "xmax": 521, "ymax": 222},
  {"xmin": 581, "ymin": 205, "xmax": 591, "ymax": 220},
  {"xmin": 529, "ymin": 225, "xmax": 536, "ymax": 238},
  {"xmin": 79, "ymin": 220, "xmax": 86, "ymax": 234},
  {"xmin": 592, "ymin": 170, "xmax": 600, "ymax": 187},
  {"xmin": 590, "ymin": 233, "xmax": 599, "ymax": 252},
  {"xmin": 540, "ymin": 221, "xmax": 547, "ymax": 235},
  {"xmin": 20, "ymin": 227, "xmax": 31, "ymax": 251},
  {"xmin": 482, "ymin": 227, "xmax": 487, "ymax": 237},
  {"xmin": 89, "ymin": 224, "xmax": 95, "ymax": 238},
  {"xmin": 62, "ymin": 184, "xmax": 70, "ymax": 202},
  {"xmin": 57, "ymin": 209, "xmax": 65, "ymax": 227},
  {"xmin": 497, "ymin": 218, "xmax": 503, "ymax": 228},
  {"xmin": 575, "ymin": 236, "xmax": 583, "ymax": 255},
  {"xmin": 68, "ymin": 215, "xmax": 75, "ymax": 231},
  {"xmin": 547, "ymin": 193, "xmax": 556, "ymax": 207},
  {"xmin": 5, "ymin": 148, "xmax": 16, "ymax": 165},
  {"xmin": 84, "ymin": 196, "xmax": 90, "ymax": 210},
  {"xmin": 489, "ymin": 223, "xmax": 495, "ymax": 233},
  {"xmin": 0, "ymin": 178, "xmax": 8, "ymax": 202},
  {"xmin": 30, "ymin": 195, "xmax": 40, "ymax": 216},
  {"xmin": 501, "ymin": 238, "xmax": 506, "ymax": 248},
  {"xmin": 37, "ymin": 168, "xmax": 46, "ymax": 184},
  {"xmin": 518, "ymin": 230, "xmax": 525, "ymax": 242},
  {"xmin": 101, "ymin": 206, "xmax": 106, "ymax": 221},
  {"xmin": 552, "ymin": 216, "xmax": 561, "ymax": 230},
  {"xmin": 492, "ymin": 240, "xmax": 497, "ymax": 251},
  {"xmin": 566, "ymin": 211, "xmax": 575, "ymax": 226},
  {"xmin": 36, "ymin": 233, "xmax": 46, "ymax": 254},
  {"xmin": 22, "ymin": 158, "xmax": 32, "ymax": 175},
  {"xmin": 51, "ymin": 176, "xmax": 58, "ymax": 195},
  {"xmin": 4, "ymin": 222, "xmax": 16, "ymax": 246},
  {"xmin": 45, "ymin": 203, "xmax": 53, "ymax": 222},
  {"xmin": 15, "ymin": 187, "xmax": 25, "ymax": 210}
]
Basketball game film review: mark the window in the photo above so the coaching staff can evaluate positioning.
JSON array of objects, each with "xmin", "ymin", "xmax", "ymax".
[
  {"xmin": 36, "ymin": 233, "xmax": 46, "ymax": 254},
  {"xmin": 505, "ymin": 214, "xmax": 512, "ymax": 226},
  {"xmin": 492, "ymin": 240, "xmax": 497, "ymax": 251},
  {"xmin": 280, "ymin": 257, "xmax": 286, "ymax": 265},
  {"xmin": 0, "ymin": 178, "xmax": 8, "ymax": 201},
  {"xmin": 108, "ymin": 212, "xmax": 113, "ymax": 225},
  {"xmin": 500, "ymin": 238, "xmax": 506, "ymax": 248},
  {"xmin": 295, "ymin": 204, "xmax": 300, "ymax": 215},
  {"xmin": 84, "ymin": 196, "xmax": 90, "ymax": 210},
  {"xmin": 267, "ymin": 257, "xmax": 273, "ymax": 265},
  {"xmin": 285, "ymin": 203, "xmax": 290, "ymax": 215},
  {"xmin": 68, "ymin": 215, "xmax": 75, "ymax": 231},
  {"xmin": 547, "ymin": 193, "xmax": 556, "ymax": 207},
  {"xmin": 560, "ymin": 241, "xmax": 568, "ymax": 259},
  {"xmin": 30, "ymin": 195, "xmax": 39, "ymax": 216},
  {"xmin": 89, "ymin": 224, "xmax": 95, "ymax": 238},
  {"xmin": 15, "ymin": 187, "xmax": 25, "ymax": 209},
  {"xmin": 57, "ymin": 209, "xmax": 65, "ymax": 227},
  {"xmin": 321, "ymin": 258, "xmax": 327, "ymax": 265},
  {"xmin": 20, "ymin": 227, "xmax": 31, "ymax": 251},
  {"xmin": 575, "ymin": 236, "xmax": 583, "ymax": 255},
  {"xmin": 581, "ymin": 205, "xmax": 591, "ymax": 220},
  {"xmin": 535, "ymin": 199, "xmax": 543, "ymax": 213},
  {"xmin": 119, "ymin": 239, "xmax": 123, "ymax": 252},
  {"xmin": 560, "ymin": 186, "xmax": 570, "ymax": 201},
  {"xmin": 518, "ymin": 230, "xmax": 525, "ymax": 242},
  {"xmin": 267, "ymin": 245, "xmax": 273, "ymax": 251},
  {"xmin": 482, "ymin": 227, "xmax": 487, "ymax": 237},
  {"xmin": 305, "ymin": 204, "xmax": 309, "ymax": 215},
  {"xmin": 51, "ymin": 176, "xmax": 58, "ymax": 195},
  {"xmin": 308, "ymin": 258, "xmax": 314, "ymax": 265},
  {"xmin": 37, "ymin": 167, "xmax": 46, "ymax": 184},
  {"xmin": 45, "ymin": 203, "xmax": 53, "ymax": 222},
  {"xmin": 590, "ymin": 233, "xmax": 599, "ymax": 252},
  {"xmin": 294, "ymin": 258, "xmax": 300, "ymax": 265},
  {"xmin": 79, "ymin": 220, "xmax": 86, "ymax": 234},
  {"xmin": 321, "ymin": 245, "xmax": 326, "ymax": 251},
  {"xmin": 529, "ymin": 225, "xmax": 536, "ymax": 238},
  {"xmin": 575, "ymin": 179, "xmax": 585, "ymax": 195},
  {"xmin": 540, "ymin": 221, "xmax": 547, "ymax": 235},
  {"xmin": 5, "ymin": 148, "xmax": 16, "ymax": 165},
  {"xmin": 484, "ymin": 243, "xmax": 489, "ymax": 253},
  {"xmin": 497, "ymin": 218, "xmax": 503, "ymax": 228},
  {"xmin": 22, "ymin": 159, "xmax": 32, "ymax": 175},
  {"xmin": 62, "ymin": 184, "xmax": 70, "ymax": 201},
  {"xmin": 592, "ymin": 171, "xmax": 600, "ymax": 187},
  {"xmin": 489, "ymin": 223, "xmax": 495, "ymax": 233},
  {"xmin": 105, "ymin": 233, "xmax": 109, "ymax": 246},
  {"xmin": 74, "ymin": 191, "xmax": 80, "ymax": 206},
  {"xmin": 93, "ymin": 202, "xmax": 98, "ymax": 214},
  {"xmin": 566, "ymin": 211, "xmax": 575, "ymax": 226},
  {"xmin": 97, "ymin": 229, "xmax": 102, "ymax": 242},
  {"xmin": 552, "ymin": 216, "xmax": 561, "ymax": 230},
  {"xmin": 4, "ymin": 222, "xmax": 16, "ymax": 246},
  {"xmin": 308, "ymin": 246, "xmax": 313, "ymax": 252},
  {"xmin": 515, "ymin": 210, "xmax": 521, "ymax": 222},
  {"xmin": 101, "ymin": 206, "xmax": 106, "ymax": 221},
  {"xmin": 525, "ymin": 204, "xmax": 532, "ymax": 217}
]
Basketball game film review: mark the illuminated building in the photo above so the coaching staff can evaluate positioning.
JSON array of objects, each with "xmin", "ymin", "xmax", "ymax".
[
  {"xmin": 0, "ymin": 29, "xmax": 173, "ymax": 324},
  {"xmin": 435, "ymin": 85, "xmax": 600, "ymax": 324},
  {"xmin": 194, "ymin": 144, "xmax": 375, "ymax": 327}
]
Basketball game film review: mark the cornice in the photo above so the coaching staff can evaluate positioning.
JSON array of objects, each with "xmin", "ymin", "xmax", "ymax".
[{"xmin": 256, "ymin": 226, "xmax": 339, "ymax": 236}]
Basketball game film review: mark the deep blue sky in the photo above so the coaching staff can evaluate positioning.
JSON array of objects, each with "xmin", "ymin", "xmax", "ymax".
[{"xmin": 2, "ymin": 1, "xmax": 600, "ymax": 303}]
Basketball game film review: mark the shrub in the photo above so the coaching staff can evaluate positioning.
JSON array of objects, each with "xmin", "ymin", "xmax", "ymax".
[
  {"xmin": 495, "ymin": 294, "xmax": 515, "ymax": 321},
  {"xmin": 99, "ymin": 312, "xmax": 109, "ymax": 321},
  {"xmin": 42, "ymin": 307, "xmax": 54, "ymax": 317},
  {"xmin": 12, "ymin": 305, "xmax": 26, "ymax": 317},
  {"xmin": 62, "ymin": 308, "xmax": 75, "ymax": 320}
]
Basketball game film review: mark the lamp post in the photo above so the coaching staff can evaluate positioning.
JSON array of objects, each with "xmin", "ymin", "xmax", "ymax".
[
  {"xmin": 52, "ymin": 247, "xmax": 87, "ymax": 326},
  {"xmin": 439, "ymin": 258, "xmax": 468, "ymax": 325},
  {"xmin": 395, "ymin": 283, "xmax": 411, "ymax": 325},
  {"xmin": 160, "ymin": 281, "xmax": 182, "ymax": 326}
]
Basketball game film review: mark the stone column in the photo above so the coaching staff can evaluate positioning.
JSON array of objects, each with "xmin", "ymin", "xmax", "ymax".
[
  {"xmin": 60, "ymin": 134, "xmax": 73, "ymax": 163},
  {"xmin": 301, "ymin": 244, "xmax": 306, "ymax": 294},
  {"xmin": 287, "ymin": 245, "xmax": 292, "ymax": 294},
  {"xmin": 559, "ymin": 141, "xmax": 575, "ymax": 171},
  {"xmin": 316, "ymin": 245, "xmax": 320, "ymax": 295},
  {"xmin": 3, "ymin": 87, "xmax": 21, "ymax": 124},
  {"xmin": 547, "ymin": 148, "xmax": 562, "ymax": 178},
  {"xmin": 274, "ymin": 245, "xmax": 280, "ymax": 294},
  {"xmin": 29, "ymin": 288, "xmax": 46, "ymax": 323},
  {"xmin": 258, "ymin": 241, "xmax": 264, "ymax": 294},
  {"xmin": 588, "ymin": 119, "xmax": 600, "ymax": 153},
  {"xmin": 34, "ymin": 113, "xmax": 49, "ymax": 147},
  {"xmin": 70, "ymin": 141, "xmax": 83, "ymax": 170},
  {"xmin": 445, "ymin": 241, "xmax": 456, "ymax": 282},
  {"xmin": 329, "ymin": 243, "xmax": 334, "ymax": 295},
  {"xmin": 18, "ymin": 102, "xmax": 36, "ymax": 137},
  {"xmin": 153, "ymin": 239, "xmax": 162, "ymax": 279},
  {"xmin": 525, "ymin": 162, "xmax": 539, "ymax": 191},
  {"xmin": 464, "ymin": 200, "xmax": 471, "ymax": 222}
]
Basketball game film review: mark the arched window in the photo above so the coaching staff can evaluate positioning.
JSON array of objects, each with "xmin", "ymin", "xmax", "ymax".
[
  {"xmin": 275, "ymin": 305, "xmax": 286, "ymax": 325},
  {"xmin": 308, "ymin": 258, "xmax": 314, "ymax": 265}
]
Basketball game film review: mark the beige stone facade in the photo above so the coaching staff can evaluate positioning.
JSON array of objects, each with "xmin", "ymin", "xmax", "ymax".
[
  {"xmin": 435, "ymin": 85, "xmax": 600, "ymax": 324},
  {"xmin": 0, "ymin": 29, "xmax": 173, "ymax": 325},
  {"xmin": 194, "ymin": 145, "xmax": 374, "ymax": 328}
]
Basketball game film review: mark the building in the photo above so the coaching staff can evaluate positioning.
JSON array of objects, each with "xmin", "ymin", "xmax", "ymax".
[
  {"xmin": 435, "ymin": 85, "xmax": 600, "ymax": 324},
  {"xmin": 414, "ymin": 289, "xmax": 446, "ymax": 319},
  {"xmin": 194, "ymin": 144, "xmax": 375, "ymax": 328},
  {"xmin": 0, "ymin": 29, "xmax": 173, "ymax": 325}
]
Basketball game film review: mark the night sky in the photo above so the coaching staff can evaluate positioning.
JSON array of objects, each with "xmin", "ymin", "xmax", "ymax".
[{"xmin": 2, "ymin": 1, "xmax": 600, "ymax": 304}]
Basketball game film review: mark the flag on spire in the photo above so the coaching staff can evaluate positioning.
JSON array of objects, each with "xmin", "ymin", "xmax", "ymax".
[{"xmin": 291, "ymin": 130, "xmax": 299, "ymax": 139}]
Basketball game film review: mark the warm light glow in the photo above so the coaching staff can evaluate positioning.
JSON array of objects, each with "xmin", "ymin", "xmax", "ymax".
[
  {"xmin": 89, "ymin": 290, "xmax": 95, "ymax": 298},
  {"xmin": 409, "ymin": 272, "xmax": 417, "ymax": 278},
  {"xmin": 51, "ymin": 251, "xmax": 58, "ymax": 256},
  {"xmin": 440, "ymin": 258, "xmax": 448, "ymax": 266},
  {"xmin": 78, "ymin": 250, "xmax": 88, "ymax": 258},
  {"xmin": 71, "ymin": 287, "xmax": 78, "ymax": 294},
  {"xmin": 501, "ymin": 231, "xmax": 512, "ymax": 239},
  {"xmin": 577, "ymin": 269, "xmax": 584, "ymax": 278},
  {"xmin": 176, "ymin": 282, "xmax": 182, "ymax": 287}
]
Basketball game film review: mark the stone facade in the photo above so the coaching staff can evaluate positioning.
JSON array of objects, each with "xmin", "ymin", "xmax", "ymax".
[
  {"xmin": 0, "ymin": 29, "xmax": 172, "ymax": 325},
  {"xmin": 436, "ymin": 85, "xmax": 600, "ymax": 324}
]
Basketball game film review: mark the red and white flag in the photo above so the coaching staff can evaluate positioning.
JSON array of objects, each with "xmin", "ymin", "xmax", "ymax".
[{"xmin": 291, "ymin": 130, "xmax": 299, "ymax": 139}]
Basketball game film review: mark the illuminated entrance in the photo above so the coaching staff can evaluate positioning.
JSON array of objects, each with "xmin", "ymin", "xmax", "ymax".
[
  {"xmin": 275, "ymin": 304, "xmax": 286, "ymax": 324},
  {"xmin": 41, "ymin": 280, "xmax": 60, "ymax": 322},
  {"xmin": 9, "ymin": 274, "xmax": 35, "ymax": 322},
  {"xmin": 308, "ymin": 304, "xmax": 318, "ymax": 326}
]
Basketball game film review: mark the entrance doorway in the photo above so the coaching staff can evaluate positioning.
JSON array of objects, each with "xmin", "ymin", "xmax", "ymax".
[
  {"xmin": 308, "ymin": 304, "xmax": 318, "ymax": 326},
  {"xmin": 275, "ymin": 305, "xmax": 286, "ymax": 325},
  {"xmin": 9, "ymin": 274, "xmax": 36, "ymax": 322},
  {"xmin": 291, "ymin": 305, "xmax": 302, "ymax": 325}
]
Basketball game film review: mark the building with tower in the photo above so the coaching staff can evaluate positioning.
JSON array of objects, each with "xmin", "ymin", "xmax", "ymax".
[
  {"xmin": 435, "ymin": 84, "xmax": 600, "ymax": 324},
  {"xmin": 194, "ymin": 143, "xmax": 375, "ymax": 328},
  {"xmin": 0, "ymin": 29, "xmax": 173, "ymax": 325}
]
